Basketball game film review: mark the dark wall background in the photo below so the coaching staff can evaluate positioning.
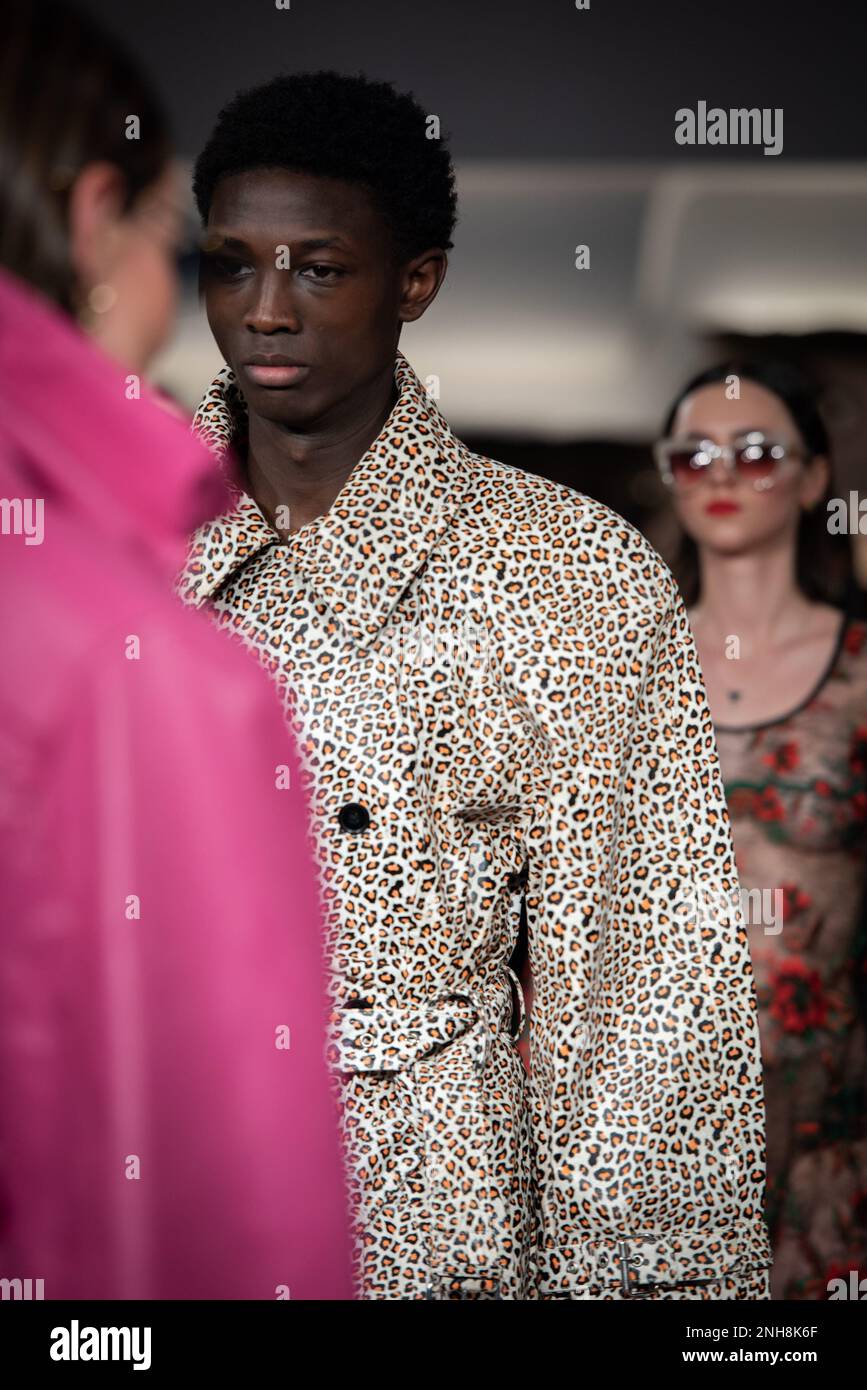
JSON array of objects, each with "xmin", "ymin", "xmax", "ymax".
[{"xmin": 78, "ymin": 0, "xmax": 866, "ymax": 161}]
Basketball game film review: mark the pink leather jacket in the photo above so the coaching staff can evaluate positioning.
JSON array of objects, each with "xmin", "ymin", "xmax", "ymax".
[{"xmin": 0, "ymin": 268, "xmax": 353, "ymax": 1299}]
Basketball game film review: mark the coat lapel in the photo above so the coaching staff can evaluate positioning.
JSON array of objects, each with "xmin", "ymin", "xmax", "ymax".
[{"xmin": 179, "ymin": 353, "xmax": 473, "ymax": 649}]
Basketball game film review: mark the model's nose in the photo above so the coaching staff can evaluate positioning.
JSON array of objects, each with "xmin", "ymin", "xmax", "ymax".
[{"xmin": 244, "ymin": 270, "xmax": 302, "ymax": 334}]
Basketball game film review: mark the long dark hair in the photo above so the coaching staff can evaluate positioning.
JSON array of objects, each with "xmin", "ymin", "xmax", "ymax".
[
  {"xmin": 658, "ymin": 358, "xmax": 855, "ymax": 610},
  {"xmin": 0, "ymin": 0, "xmax": 171, "ymax": 313}
]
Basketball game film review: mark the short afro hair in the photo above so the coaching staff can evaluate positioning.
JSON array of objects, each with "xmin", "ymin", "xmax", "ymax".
[{"xmin": 192, "ymin": 69, "xmax": 458, "ymax": 259}]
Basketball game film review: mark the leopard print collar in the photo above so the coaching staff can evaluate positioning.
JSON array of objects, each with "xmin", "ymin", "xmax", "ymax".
[{"xmin": 178, "ymin": 351, "xmax": 475, "ymax": 648}]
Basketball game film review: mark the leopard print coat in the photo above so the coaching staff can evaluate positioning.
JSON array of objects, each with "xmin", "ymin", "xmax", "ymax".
[{"xmin": 178, "ymin": 351, "xmax": 772, "ymax": 1300}]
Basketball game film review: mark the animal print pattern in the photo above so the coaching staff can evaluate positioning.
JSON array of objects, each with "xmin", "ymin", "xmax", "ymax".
[{"xmin": 178, "ymin": 352, "xmax": 773, "ymax": 1300}]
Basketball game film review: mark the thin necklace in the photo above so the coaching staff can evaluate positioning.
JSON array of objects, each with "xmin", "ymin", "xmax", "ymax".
[
  {"xmin": 698, "ymin": 607, "xmax": 816, "ymax": 704},
  {"xmin": 702, "ymin": 636, "xmax": 760, "ymax": 704}
]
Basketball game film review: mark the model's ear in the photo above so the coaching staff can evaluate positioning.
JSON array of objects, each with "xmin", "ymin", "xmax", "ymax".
[
  {"xmin": 398, "ymin": 249, "xmax": 448, "ymax": 323},
  {"xmin": 67, "ymin": 161, "xmax": 127, "ymax": 290},
  {"xmin": 801, "ymin": 452, "xmax": 830, "ymax": 510}
]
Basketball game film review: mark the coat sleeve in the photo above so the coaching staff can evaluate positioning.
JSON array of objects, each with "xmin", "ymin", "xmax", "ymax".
[{"xmin": 524, "ymin": 557, "xmax": 772, "ymax": 1299}]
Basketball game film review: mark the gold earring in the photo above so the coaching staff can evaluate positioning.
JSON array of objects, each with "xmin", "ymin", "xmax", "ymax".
[{"xmin": 87, "ymin": 283, "xmax": 118, "ymax": 314}]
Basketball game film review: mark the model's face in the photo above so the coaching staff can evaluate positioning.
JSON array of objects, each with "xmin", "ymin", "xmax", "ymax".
[
  {"xmin": 200, "ymin": 168, "xmax": 412, "ymax": 427},
  {"xmin": 667, "ymin": 380, "xmax": 829, "ymax": 556}
]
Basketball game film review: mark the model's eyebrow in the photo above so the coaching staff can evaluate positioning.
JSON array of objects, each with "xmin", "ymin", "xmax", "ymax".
[
  {"xmin": 293, "ymin": 236, "xmax": 352, "ymax": 252},
  {"xmin": 199, "ymin": 232, "xmax": 249, "ymax": 253},
  {"xmin": 199, "ymin": 231, "xmax": 352, "ymax": 253}
]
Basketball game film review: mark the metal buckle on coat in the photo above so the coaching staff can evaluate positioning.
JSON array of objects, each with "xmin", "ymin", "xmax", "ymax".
[
  {"xmin": 616, "ymin": 1238, "xmax": 658, "ymax": 1297},
  {"xmin": 566, "ymin": 1237, "xmax": 661, "ymax": 1296},
  {"xmin": 565, "ymin": 1227, "xmax": 768, "ymax": 1295}
]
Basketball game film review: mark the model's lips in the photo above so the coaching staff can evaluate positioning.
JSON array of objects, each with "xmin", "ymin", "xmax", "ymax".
[
  {"xmin": 705, "ymin": 500, "xmax": 741, "ymax": 515},
  {"xmin": 241, "ymin": 359, "xmax": 310, "ymax": 387}
]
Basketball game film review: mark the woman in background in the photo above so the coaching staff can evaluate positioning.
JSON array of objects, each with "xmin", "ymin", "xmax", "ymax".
[
  {"xmin": 0, "ymin": 0, "xmax": 351, "ymax": 1298},
  {"xmin": 655, "ymin": 360, "xmax": 867, "ymax": 1300}
]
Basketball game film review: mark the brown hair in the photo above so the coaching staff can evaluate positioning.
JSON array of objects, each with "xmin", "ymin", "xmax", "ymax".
[{"xmin": 0, "ymin": 0, "xmax": 170, "ymax": 312}]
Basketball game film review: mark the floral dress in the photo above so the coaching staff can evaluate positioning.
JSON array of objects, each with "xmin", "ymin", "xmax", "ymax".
[{"xmin": 713, "ymin": 614, "xmax": 867, "ymax": 1300}]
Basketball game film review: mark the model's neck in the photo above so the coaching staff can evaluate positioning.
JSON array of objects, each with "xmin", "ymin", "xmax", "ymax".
[
  {"xmin": 690, "ymin": 529, "xmax": 813, "ymax": 648},
  {"xmin": 244, "ymin": 363, "xmax": 398, "ymax": 534}
]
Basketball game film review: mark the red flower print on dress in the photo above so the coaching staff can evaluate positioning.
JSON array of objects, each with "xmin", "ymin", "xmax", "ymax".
[
  {"xmin": 843, "ymin": 623, "xmax": 866, "ymax": 656},
  {"xmin": 754, "ymin": 786, "xmax": 786, "ymax": 822},
  {"xmin": 762, "ymin": 740, "xmax": 800, "ymax": 773},
  {"xmin": 780, "ymin": 883, "xmax": 812, "ymax": 921},
  {"xmin": 769, "ymin": 957, "xmax": 828, "ymax": 1034}
]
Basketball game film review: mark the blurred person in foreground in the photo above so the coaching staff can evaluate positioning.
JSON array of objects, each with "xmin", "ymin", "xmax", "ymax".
[
  {"xmin": 0, "ymin": 1, "xmax": 352, "ymax": 1299},
  {"xmin": 655, "ymin": 360, "xmax": 867, "ymax": 1300}
]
